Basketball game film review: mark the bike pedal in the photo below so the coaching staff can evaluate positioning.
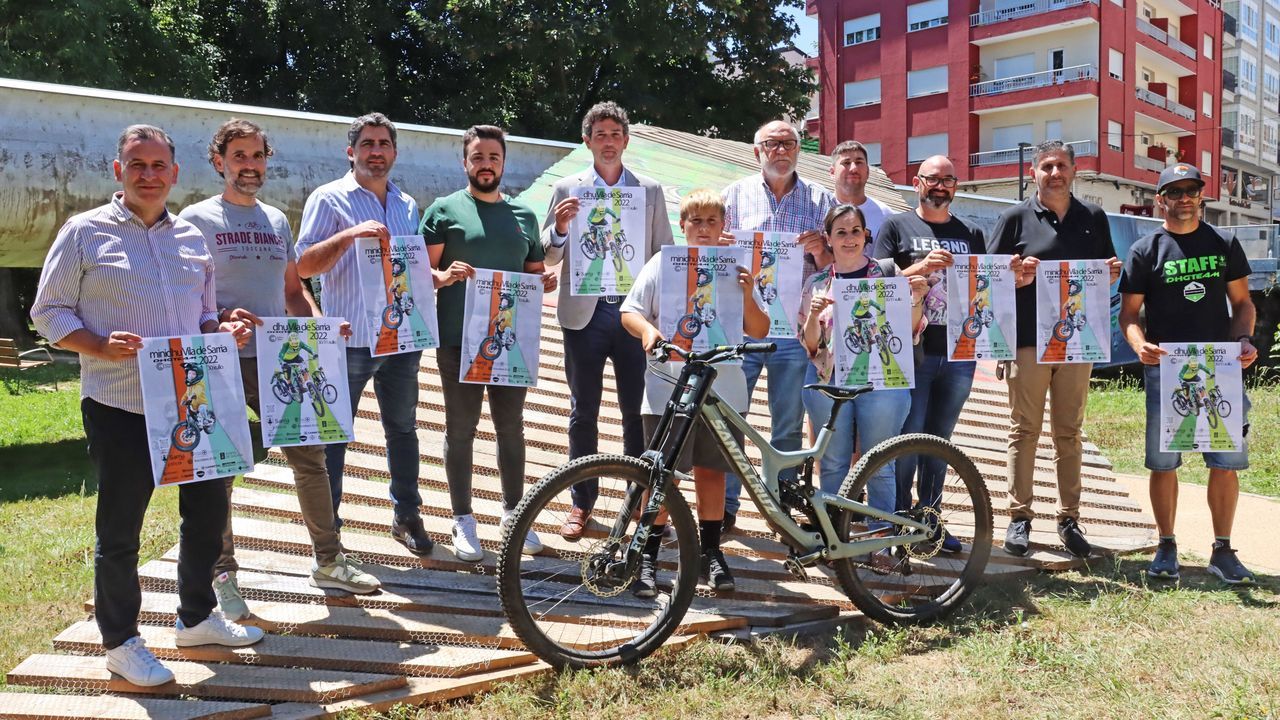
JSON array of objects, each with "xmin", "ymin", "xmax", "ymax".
[{"xmin": 782, "ymin": 556, "xmax": 809, "ymax": 581}]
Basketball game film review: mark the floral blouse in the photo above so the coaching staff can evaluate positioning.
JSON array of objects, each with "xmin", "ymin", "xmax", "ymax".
[{"xmin": 798, "ymin": 260, "xmax": 925, "ymax": 383}]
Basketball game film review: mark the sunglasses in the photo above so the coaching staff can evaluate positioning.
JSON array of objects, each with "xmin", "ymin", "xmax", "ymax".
[{"xmin": 1161, "ymin": 186, "xmax": 1202, "ymax": 200}]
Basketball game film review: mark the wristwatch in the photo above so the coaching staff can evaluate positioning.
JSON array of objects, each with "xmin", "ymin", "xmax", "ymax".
[{"xmin": 1236, "ymin": 334, "xmax": 1253, "ymax": 344}]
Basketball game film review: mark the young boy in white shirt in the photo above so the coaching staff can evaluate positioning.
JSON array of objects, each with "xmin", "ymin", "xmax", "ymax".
[{"xmin": 620, "ymin": 188, "xmax": 769, "ymax": 595}]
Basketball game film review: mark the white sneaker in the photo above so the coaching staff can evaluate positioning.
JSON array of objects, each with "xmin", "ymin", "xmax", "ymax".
[
  {"xmin": 311, "ymin": 552, "xmax": 381, "ymax": 594},
  {"xmin": 502, "ymin": 510, "xmax": 544, "ymax": 555},
  {"xmin": 451, "ymin": 514, "xmax": 485, "ymax": 562},
  {"xmin": 105, "ymin": 636, "xmax": 174, "ymax": 686},
  {"xmin": 212, "ymin": 571, "xmax": 250, "ymax": 621},
  {"xmin": 174, "ymin": 610, "xmax": 265, "ymax": 647}
]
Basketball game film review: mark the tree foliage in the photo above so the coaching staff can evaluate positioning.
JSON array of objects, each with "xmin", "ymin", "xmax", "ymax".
[{"xmin": 0, "ymin": 0, "xmax": 813, "ymax": 142}]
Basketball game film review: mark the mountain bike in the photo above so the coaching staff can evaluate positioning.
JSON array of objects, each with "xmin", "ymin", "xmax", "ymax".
[
  {"xmin": 497, "ymin": 341, "xmax": 993, "ymax": 669},
  {"xmin": 1051, "ymin": 307, "xmax": 1087, "ymax": 342},
  {"xmin": 1172, "ymin": 382, "xmax": 1231, "ymax": 428},
  {"xmin": 844, "ymin": 318, "xmax": 902, "ymax": 366},
  {"xmin": 479, "ymin": 324, "xmax": 517, "ymax": 361},
  {"xmin": 381, "ymin": 292, "xmax": 415, "ymax": 330},
  {"xmin": 171, "ymin": 397, "xmax": 217, "ymax": 452}
]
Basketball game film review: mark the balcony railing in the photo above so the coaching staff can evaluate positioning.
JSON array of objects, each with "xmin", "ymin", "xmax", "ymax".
[
  {"xmin": 1136, "ymin": 87, "xmax": 1196, "ymax": 121},
  {"xmin": 1135, "ymin": 154, "xmax": 1167, "ymax": 172},
  {"xmin": 1224, "ymin": 69, "xmax": 1237, "ymax": 93},
  {"xmin": 1137, "ymin": 17, "xmax": 1197, "ymax": 59},
  {"xmin": 970, "ymin": 0, "xmax": 1098, "ymax": 27},
  {"xmin": 969, "ymin": 140, "xmax": 1098, "ymax": 167},
  {"xmin": 970, "ymin": 64, "xmax": 1098, "ymax": 97},
  {"xmin": 1223, "ymin": 127, "xmax": 1237, "ymax": 149}
]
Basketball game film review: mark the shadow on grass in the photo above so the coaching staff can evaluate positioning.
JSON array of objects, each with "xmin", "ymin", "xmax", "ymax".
[
  {"xmin": 0, "ymin": 362, "xmax": 80, "ymax": 394},
  {"xmin": 0, "ymin": 438, "xmax": 96, "ymax": 503}
]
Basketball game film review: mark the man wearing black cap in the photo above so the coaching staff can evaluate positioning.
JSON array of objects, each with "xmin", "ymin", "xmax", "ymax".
[{"xmin": 1119, "ymin": 163, "xmax": 1258, "ymax": 585}]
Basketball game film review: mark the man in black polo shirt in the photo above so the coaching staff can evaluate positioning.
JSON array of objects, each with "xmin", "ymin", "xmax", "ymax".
[
  {"xmin": 990, "ymin": 140, "xmax": 1121, "ymax": 559},
  {"xmin": 1119, "ymin": 163, "xmax": 1257, "ymax": 585}
]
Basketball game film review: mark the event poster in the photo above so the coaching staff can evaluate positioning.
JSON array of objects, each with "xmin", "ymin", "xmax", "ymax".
[
  {"xmin": 138, "ymin": 333, "xmax": 254, "ymax": 487},
  {"xmin": 254, "ymin": 317, "xmax": 354, "ymax": 448},
  {"xmin": 460, "ymin": 269, "xmax": 543, "ymax": 386},
  {"xmin": 1035, "ymin": 259, "xmax": 1111, "ymax": 364},
  {"xmin": 568, "ymin": 186, "xmax": 645, "ymax": 296},
  {"xmin": 1159, "ymin": 343, "xmax": 1245, "ymax": 453},
  {"xmin": 658, "ymin": 246, "xmax": 746, "ymax": 361},
  {"xmin": 735, "ymin": 231, "xmax": 802, "ymax": 339},
  {"xmin": 831, "ymin": 276, "xmax": 914, "ymax": 389},
  {"xmin": 946, "ymin": 254, "xmax": 1016, "ymax": 361},
  {"xmin": 355, "ymin": 234, "xmax": 439, "ymax": 357}
]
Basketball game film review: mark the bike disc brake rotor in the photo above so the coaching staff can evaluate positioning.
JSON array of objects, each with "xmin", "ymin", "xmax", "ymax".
[
  {"xmin": 578, "ymin": 536, "xmax": 632, "ymax": 599},
  {"xmin": 902, "ymin": 506, "xmax": 944, "ymax": 561}
]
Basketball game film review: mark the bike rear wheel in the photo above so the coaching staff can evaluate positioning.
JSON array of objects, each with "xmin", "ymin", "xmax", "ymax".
[
  {"xmin": 832, "ymin": 434, "xmax": 992, "ymax": 625},
  {"xmin": 497, "ymin": 454, "xmax": 699, "ymax": 669}
]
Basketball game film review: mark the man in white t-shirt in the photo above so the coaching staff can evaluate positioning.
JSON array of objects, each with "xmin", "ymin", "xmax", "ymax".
[{"xmin": 830, "ymin": 140, "xmax": 893, "ymax": 241}]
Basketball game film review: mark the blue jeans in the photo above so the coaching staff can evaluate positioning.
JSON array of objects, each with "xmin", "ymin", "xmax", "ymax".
[
  {"xmin": 801, "ymin": 365, "xmax": 911, "ymax": 522},
  {"xmin": 563, "ymin": 301, "xmax": 647, "ymax": 511},
  {"xmin": 724, "ymin": 337, "xmax": 810, "ymax": 515},
  {"xmin": 895, "ymin": 354, "xmax": 975, "ymax": 511},
  {"xmin": 1143, "ymin": 364, "xmax": 1250, "ymax": 471},
  {"xmin": 324, "ymin": 348, "xmax": 424, "ymax": 526}
]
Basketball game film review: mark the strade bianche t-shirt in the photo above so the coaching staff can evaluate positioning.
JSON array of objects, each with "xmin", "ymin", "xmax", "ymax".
[
  {"xmin": 1119, "ymin": 223, "xmax": 1251, "ymax": 344},
  {"xmin": 179, "ymin": 196, "xmax": 295, "ymax": 357},
  {"xmin": 871, "ymin": 212, "xmax": 986, "ymax": 357}
]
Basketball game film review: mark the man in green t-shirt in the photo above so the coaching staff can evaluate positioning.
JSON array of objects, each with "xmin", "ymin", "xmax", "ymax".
[{"xmin": 421, "ymin": 124, "xmax": 557, "ymax": 563}]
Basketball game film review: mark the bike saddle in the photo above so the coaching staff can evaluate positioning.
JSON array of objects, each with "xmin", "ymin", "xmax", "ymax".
[{"xmin": 804, "ymin": 383, "xmax": 874, "ymax": 400}]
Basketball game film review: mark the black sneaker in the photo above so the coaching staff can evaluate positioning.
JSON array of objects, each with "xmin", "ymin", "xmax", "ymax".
[
  {"xmin": 391, "ymin": 515, "xmax": 435, "ymax": 557},
  {"xmin": 1004, "ymin": 518, "xmax": 1031, "ymax": 557},
  {"xmin": 1146, "ymin": 539, "xmax": 1180, "ymax": 580},
  {"xmin": 1058, "ymin": 517, "xmax": 1091, "ymax": 559},
  {"xmin": 1208, "ymin": 542, "xmax": 1256, "ymax": 586},
  {"xmin": 632, "ymin": 553, "xmax": 659, "ymax": 599},
  {"xmin": 700, "ymin": 548, "xmax": 736, "ymax": 592}
]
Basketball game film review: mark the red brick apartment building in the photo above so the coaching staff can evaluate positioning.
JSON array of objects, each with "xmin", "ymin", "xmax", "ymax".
[{"xmin": 805, "ymin": 0, "xmax": 1224, "ymax": 214}]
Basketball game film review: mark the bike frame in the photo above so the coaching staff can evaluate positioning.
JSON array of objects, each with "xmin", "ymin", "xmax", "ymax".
[{"xmin": 629, "ymin": 352, "xmax": 930, "ymax": 567}]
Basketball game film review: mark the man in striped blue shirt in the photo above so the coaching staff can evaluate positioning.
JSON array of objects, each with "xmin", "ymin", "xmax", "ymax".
[
  {"xmin": 720, "ymin": 120, "xmax": 835, "ymax": 529},
  {"xmin": 32, "ymin": 125, "xmax": 264, "ymax": 688},
  {"xmin": 295, "ymin": 113, "xmax": 433, "ymax": 557}
]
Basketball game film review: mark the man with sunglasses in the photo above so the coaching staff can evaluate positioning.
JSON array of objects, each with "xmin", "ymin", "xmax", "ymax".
[
  {"xmin": 1119, "ymin": 164, "xmax": 1257, "ymax": 585},
  {"xmin": 873, "ymin": 155, "xmax": 1003, "ymax": 551},
  {"xmin": 990, "ymin": 140, "xmax": 1120, "ymax": 559},
  {"xmin": 719, "ymin": 120, "xmax": 834, "ymax": 532}
]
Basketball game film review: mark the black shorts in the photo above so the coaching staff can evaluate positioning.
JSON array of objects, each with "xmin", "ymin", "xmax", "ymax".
[{"xmin": 642, "ymin": 414, "xmax": 744, "ymax": 475}]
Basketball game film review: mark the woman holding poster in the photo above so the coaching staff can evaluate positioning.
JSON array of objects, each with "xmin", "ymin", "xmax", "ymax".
[{"xmin": 798, "ymin": 204, "xmax": 926, "ymax": 573}]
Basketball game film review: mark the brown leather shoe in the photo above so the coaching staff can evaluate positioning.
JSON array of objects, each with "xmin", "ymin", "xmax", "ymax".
[{"xmin": 560, "ymin": 507, "xmax": 591, "ymax": 541}]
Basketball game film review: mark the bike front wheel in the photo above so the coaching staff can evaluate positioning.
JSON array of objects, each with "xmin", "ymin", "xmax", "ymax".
[
  {"xmin": 832, "ymin": 433, "xmax": 993, "ymax": 625},
  {"xmin": 497, "ymin": 454, "xmax": 699, "ymax": 669}
]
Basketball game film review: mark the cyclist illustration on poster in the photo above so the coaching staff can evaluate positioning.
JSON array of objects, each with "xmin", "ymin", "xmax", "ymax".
[
  {"xmin": 658, "ymin": 246, "xmax": 746, "ymax": 359},
  {"xmin": 568, "ymin": 186, "xmax": 645, "ymax": 296},
  {"xmin": 138, "ymin": 333, "xmax": 253, "ymax": 486},
  {"xmin": 832, "ymin": 276, "xmax": 914, "ymax": 389},
  {"xmin": 460, "ymin": 268, "xmax": 543, "ymax": 387},
  {"xmin": 1035, "ymin": 259, "xmax": 1111, "ymax": 363},
  {"xmin": 1159, "ymin": 342, "xmax": 1244, "ymax": 453},
  {"xmin": 735, "ymin": 231, "xmax": 802, "ymax": 339},
  {"xmin": 254, "ymin": 317, "xmax": 354, "ymax": 447},
  {"xmin": 946, "ymin": 254, "xmax": 1016, "ymax": 361},
  {"xmin": 355, "ymin": 234, "xmax": 440, "ymax": 356}
]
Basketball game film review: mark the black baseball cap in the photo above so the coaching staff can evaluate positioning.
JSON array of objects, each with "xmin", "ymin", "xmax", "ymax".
[{"xmin": 1157, "ymin": 163, "xmax": 1205, "ymax": 194}]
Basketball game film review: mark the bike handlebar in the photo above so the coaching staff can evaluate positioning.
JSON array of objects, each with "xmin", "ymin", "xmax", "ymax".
[{"xmin": 651, "ymin": 340, "xmax": 777, "ymax": 363}]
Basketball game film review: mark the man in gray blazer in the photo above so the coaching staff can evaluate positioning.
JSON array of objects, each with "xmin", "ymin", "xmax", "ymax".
[{"xmin": 541, "ymin": 101, "xmax": 674, "ymax": 540}]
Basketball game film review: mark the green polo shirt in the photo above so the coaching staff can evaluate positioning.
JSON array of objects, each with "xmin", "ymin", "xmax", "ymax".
[{"xmin": 420, "ymin": 189, "xmax": 545, "ymax": 346}]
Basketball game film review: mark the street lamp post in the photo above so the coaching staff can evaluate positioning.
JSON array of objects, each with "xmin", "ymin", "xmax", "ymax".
[{"xmin": 1017, "ymin": 142, "xmax": 1032, "ymax": 201}]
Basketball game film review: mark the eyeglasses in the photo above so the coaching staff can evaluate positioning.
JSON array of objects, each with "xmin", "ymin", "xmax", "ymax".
[
  {"xmin": 758, "ymin": 139, "xmax": 799, "ymax": 152},
  {"xmin": 918, "ymin": 175, "xmax": 958, "ymax": 188},
  {"xmin": 1161, "ymin": 186, "xmax": 1202, "ymax": 200}
]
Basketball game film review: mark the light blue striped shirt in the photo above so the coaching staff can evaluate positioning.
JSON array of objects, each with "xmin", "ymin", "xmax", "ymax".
[
  {"xmin": 722, "ymin": 173, "xmax": 835, "ymax": 283},
  {"xmin": 295, "ymin": 172, "xmax": 420, "ymax": 348},
  {"xmin": 31, "ymin": 193, "xmax": 219, "ymax": 414}
]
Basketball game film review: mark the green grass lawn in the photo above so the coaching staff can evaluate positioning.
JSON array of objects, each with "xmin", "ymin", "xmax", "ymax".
[
  {"xmin": 0, "ymin": 364, "xmax": 179, "ymax": 689},
  {"xmin": 1086, "ymin": 370, "xmax": 1280, "ymax": 498}
]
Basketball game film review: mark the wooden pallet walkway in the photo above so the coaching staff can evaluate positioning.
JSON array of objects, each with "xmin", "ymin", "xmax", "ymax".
[{"xmin": 6, "ymin": 305, "xmax": 1156, "ymax": 718}]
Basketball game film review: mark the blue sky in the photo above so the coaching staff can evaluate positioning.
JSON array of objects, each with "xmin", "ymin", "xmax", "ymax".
[{"xmin": 782, "ymin": 4, "xmax": 819, "ymax": 56}]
